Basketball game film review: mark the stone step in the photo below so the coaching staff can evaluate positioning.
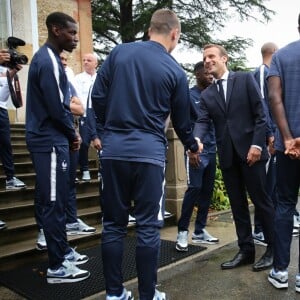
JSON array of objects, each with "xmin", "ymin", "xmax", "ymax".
[
  {"xmin": 0, "ymin": 191, "xmax": 100, "ymax": 221},
  {"xmin": 0, "ymin": 169, "xmax": 100, "ymax": 187},
  {"xmin": 0, "ymin": 159, "xmax": 98, "ymax": 176}
]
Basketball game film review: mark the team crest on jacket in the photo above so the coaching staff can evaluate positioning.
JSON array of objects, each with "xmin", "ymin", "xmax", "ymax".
[{"xmin": 61, "ymin": 160, "xmax": 68, "ymax": 172}]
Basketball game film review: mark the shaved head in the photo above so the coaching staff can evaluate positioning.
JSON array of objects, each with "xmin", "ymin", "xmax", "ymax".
[{"xmin": 261, "ymin": 42, "xmax": 278, "ymax": 57}]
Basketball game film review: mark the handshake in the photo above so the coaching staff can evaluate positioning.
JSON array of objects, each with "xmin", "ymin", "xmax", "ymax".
[{"xmin": 187, "ymin": 137, "xmax": 203, "ymax": 167}]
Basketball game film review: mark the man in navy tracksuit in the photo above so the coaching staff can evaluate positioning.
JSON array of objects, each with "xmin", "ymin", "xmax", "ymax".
[
  {"xmin": 26, "ymin": 12, "xmax": 89, "ymax": 284},
  {"xmin": 92, "ymin": 9, "xmax": 202, "ymax": 300},
  {"xmin": 176, "ymin": 61, "xmax": 218, "ymax": 252}
]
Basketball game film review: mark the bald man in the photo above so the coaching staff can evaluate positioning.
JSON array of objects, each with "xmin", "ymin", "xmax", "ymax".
[
  {"xmin": 74, "ymin": 53, "xmax": 101, "ymax": 181},
  {"xmin": 252, "ymin": 42, "xmax": 278, "ymax": 246}
]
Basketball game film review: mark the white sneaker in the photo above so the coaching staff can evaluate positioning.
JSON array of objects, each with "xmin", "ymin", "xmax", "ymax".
[
  {"xmin": 66, "ymin": 218, "xmax": 96, "ymax": 235},
  {"xmin": 293, "ymin": 215, "xmax": 300, "ymax": 236},
  {"xmin": 296, "ymin": 273, "xmax": 300, "ymax": 292},
  {"xmin": 128, "ymin": 214, "xmax": 136, "ymax": 224},
  {"xmin": 82, "ymin": 170, "xmax": 91, "ymax": 181},
  {"xmin": 64, "ymin": 247, "xmax": 89, "ymax": 265},
  {"xmin": 164, "ymin": 211, "xmax": 172, "ymax": 218},
  {"xmin": 0, "ymin": 220, "xmax": 7, "ymax": 230},
  {"xmin": 175, "ymin": 230, "xmax": 188, "ymax": 252},
  {"xmin": 153, "ymin": 289, "xmax": 166, "ymax": 300},
  {"xmin": 192, "ymin": 229, "xmax": 219, "ymax": 245},
  {"xmin": 268, "ymin": 268, "xmax": 288, "ymax": 289},
  {"xmin": 252, "ymin": 231, "xmax": 267, "ymax": 246},
  {"xmin": 36, "ymin": 229, "xmax": 47, "ymax": 251},
  {"xmin": 47, "ymin": 260, "xmax": 90, "ymax": 284},
  {"xmin": 6, "ymin": 177, "xmax": 26, "ymax": 190},
  {"xmin": 106, "ymin": 288, "xmax": 134, "ymax": 300}
]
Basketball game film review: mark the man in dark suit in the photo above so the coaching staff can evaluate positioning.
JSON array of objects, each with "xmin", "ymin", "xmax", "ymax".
[{"xmin": 194, "ymin": 44, "xmax": 275, "ymax": 272}]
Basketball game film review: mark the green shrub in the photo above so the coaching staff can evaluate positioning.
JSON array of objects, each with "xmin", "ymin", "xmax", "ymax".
[{"xmin": 211, "ymin": 157, "xmax": 230, "ymax": 211}]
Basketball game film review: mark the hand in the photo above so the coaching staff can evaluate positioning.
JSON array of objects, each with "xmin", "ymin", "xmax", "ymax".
[
  {"xmin": 186, "ymin": 138, "xmax": 203, "ymax": 168},
  {"xmin": 0, "ymin": 49, "xmax": 10, "ymax": 64},
  {"xmin": 187, "ymin": 150, "xmax": 201, "ymax": 168},
  {"xmin": 267, "ymin": 136, "xmax": 276, "ymax": 155},
  {"xmin": 284, "ymin": 138, "xmax": 300, "ymax": 159},
  {"xmin": 246, "ymin": 146, "xmax": 261, "ymax": 166},
  {"xmin": 92, "ymin": 137, "xmax": 102, "ymax": 150},
  {"xmin": 194, "ymin": 137, "xmax": 204, "ymax": 153},
  {"xmin": 70, "ymin": 132, "xmax": 82, "ymax": 151}
]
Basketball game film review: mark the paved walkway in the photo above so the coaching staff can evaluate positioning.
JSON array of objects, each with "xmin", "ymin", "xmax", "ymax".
[
  {"xmin": 93, "ymin": 208, "xmax": 300, "ymax": 300},
  {"xmin": 2, "ymin": 209, "xmax": 300, "ymax": 299}
]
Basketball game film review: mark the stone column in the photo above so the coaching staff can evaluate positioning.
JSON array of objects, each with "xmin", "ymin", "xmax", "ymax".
[{"xmin": 165, "ymin": 126, "xmax": 187, "ymax": 221}]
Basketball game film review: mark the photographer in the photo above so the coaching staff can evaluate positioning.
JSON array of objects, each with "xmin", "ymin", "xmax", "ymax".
[{"xmin": 0, "ymin": 49, "xmax": 26, "ymax": 197}]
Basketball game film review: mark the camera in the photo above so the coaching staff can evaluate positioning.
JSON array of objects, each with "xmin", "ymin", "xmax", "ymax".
[{"xmin": 2, "ymin": 36, "xmax": 28, "ymax": 69}]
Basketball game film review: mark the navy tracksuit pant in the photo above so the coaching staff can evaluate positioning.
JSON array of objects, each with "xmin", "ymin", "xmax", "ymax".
[
  {"xmin": 101, "ymin": 159, "xmax": 165, "ymax": 300},
  {"xmin": 31, "ymin": 146, "xmax": 71, "ymax": 269},
  {"xmin": 178, "ymin": 152, "xmax": 216, "ymax": 234}
]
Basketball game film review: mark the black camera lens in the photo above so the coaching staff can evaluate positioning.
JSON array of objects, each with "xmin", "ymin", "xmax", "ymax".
[{"xmin": 16, "ymin": 55, "xmax": 28, "ymax": 65}]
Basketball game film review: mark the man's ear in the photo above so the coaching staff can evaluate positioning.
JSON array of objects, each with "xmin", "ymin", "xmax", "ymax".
[
  {"xmin": 51, "ymin": 25, "xmax": 61, "ymax": 37},
  {"xmin": 170, "ymin": 28, "xmax": 179, "ymax": 41}
]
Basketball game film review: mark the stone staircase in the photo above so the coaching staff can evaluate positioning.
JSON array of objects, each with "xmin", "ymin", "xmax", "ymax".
[
  {"xmin": 0, "ymin": 124, "xmax": 102, "ymax": 271},
  {"xmin": 0, "ymin": 124, "xmax": 177, "ymax": 272}
]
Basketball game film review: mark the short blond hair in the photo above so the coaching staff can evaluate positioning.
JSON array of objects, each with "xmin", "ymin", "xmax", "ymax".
[{"xmin": 150, "ymin": 9, "xmax": 180, "ymax": 35}]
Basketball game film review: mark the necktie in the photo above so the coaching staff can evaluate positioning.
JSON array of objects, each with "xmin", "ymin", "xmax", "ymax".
[{"xmin": 217, "ymin": 79, "xmax": 225, "ymax": 102}]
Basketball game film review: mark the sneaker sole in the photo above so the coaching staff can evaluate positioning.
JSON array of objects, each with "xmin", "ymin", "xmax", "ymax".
[
  {"xmin": 192, "ymin": 239, "xmax": 219, "ymax": 245},
  {"xmin": 175, "ymin": 244, "xmax": 188, "ymax": 252},
  {"xmin": 47, "ymin": 272, "xmax": 90, "ymax": 284},
  {"xmin": 36, "ymin": 245, "xmax": 47, "ymax": 251},
  {"xmin": 66, "ymin": 231, "xmax": 96, "ymax": 236},
  {"xmin": 66, "ymin": 258, "xmax": 89, "ymax": 265},
  {"xmin": 164, "ymin": 214, "xmax": 173, "ymax": 219},
  {"xmin": 253, "ymin": 239, "xmax": 267, "ymax": 246},
  {"xmin": 0, "ymin": 225, "xmax": 7, "ymax": 231},
  {"xmin": 268, "ymin": 275, "xmax": 288, "ymax": 289},
  {"xmin": 6, "ymin": 186, "xmax": 26, "ymax": 190}
]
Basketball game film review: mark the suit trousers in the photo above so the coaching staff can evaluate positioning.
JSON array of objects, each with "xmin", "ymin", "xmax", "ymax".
[{"xmin": 222, "ymin": 157, "xmax": 274, "ymax": 254}]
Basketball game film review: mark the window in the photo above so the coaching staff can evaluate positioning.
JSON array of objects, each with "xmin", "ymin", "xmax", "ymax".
[{"xmin": 0, "ymin": 0, "xmax": 12, "ymax": 49}]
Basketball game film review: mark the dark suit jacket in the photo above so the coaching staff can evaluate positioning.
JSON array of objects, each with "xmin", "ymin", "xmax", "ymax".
[{"xmin": 194, "ymin": 71, "xmax": 269, "ymax": 169}]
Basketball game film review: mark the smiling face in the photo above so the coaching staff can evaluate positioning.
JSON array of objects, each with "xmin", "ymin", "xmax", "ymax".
[{"xmin": 203, "ymin": 46, "xmax": 228, "ymax": 79}]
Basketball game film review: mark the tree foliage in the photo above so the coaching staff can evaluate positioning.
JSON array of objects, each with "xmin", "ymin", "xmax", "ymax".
[{"xmin": 92, "ymin": 0, "xmax": 274, "ymax": 65}]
